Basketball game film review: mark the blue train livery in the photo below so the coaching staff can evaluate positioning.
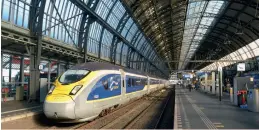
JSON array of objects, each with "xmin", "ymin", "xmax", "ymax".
[
  {"xmin": 126, "ymin": 75, "xmax": 147, "ymax": 93},
  {"xmin": 87, "ymin": 74, "xmax": 121, "ymax": 100}
]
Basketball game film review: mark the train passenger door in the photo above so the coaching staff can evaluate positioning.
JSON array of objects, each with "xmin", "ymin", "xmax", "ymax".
[{"xmin": 119, "ymin": 69, "xmax": 126, "ymax": 101}]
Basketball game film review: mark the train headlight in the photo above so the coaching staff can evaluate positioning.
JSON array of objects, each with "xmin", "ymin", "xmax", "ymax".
[
  {"xmin": 48, "ymin": 84, "xmax": 56, "ymax": 94},
  {"xmin": 70, "ymin": 85, "xmax": 82, "ymax": 95}
]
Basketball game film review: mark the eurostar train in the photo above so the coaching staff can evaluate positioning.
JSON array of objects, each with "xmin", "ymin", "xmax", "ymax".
[{"xmin": 44, "ymin": 62, "xmax": 168, "ymax": 122}]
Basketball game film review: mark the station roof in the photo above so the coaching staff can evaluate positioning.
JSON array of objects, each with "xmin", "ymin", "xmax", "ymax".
[
  {"xmin": 1, "ymin": 0, "xmax": 259, "ymax": 77},
  {"xmin": 123, "ymin": 0, "xmax": 259, "ymax": 71}
]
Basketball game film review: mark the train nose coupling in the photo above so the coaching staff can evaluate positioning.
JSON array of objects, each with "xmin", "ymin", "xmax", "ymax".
[{"xmin": 54, "ymin": 112, "xmax": 58, "ymax": 118}]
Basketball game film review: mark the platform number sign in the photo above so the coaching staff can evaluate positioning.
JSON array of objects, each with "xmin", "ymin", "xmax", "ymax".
[
  {"xmin": 237, "ymin": 63, "xmax": 245, "ymax": 71},
  {"xmin": 39, "ymin": 65, "xmax": 44, "ymax": 70},
  {"xmin": 218, "ymin": 66, "xmax": 222, "ymax": 72}
]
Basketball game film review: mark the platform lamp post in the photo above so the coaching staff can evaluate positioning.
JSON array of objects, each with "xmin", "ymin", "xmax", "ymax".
[{"xmin": 218, "ymin": 66, "xmax": 222, "ymax": 101}]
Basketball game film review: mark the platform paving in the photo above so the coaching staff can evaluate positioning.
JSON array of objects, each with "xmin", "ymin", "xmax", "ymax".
[
  {"xmin": 175, "ymin": 86, "xmax": 259, "ymax": 129},
  {"xmin": 1, "ymin": 100, "xmax": 43, "ymax": 123}
]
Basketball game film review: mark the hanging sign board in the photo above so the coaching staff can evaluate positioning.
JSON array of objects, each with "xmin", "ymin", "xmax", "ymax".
[
  {"xmin": 237, "ymin": 63, "xmax": 245, "ymax": 71},
  {"xmin": 218, "ymin": 66, "xmax": 222, "ymax": 72},
  {"xmin": 39, "ymin": 65, "xmax": 44, "ymax": 70}
]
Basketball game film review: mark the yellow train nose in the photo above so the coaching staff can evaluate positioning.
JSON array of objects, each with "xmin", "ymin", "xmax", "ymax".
[{"xmin": 43, "ymin": 95, "xmax": 76, "ymax": 120}]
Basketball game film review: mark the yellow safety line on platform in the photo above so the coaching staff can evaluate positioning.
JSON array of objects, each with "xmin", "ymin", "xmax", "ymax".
[
  {"xmin": 2, "ymin": 106, "xmax": 41, "ymax": 114},
  {"xmin": 215, "ymin": 125, "xmax": 224, "ymax": 128},
  {"xmin": 1, "ymin": 110, "xmax": 42, "ymax": 123},
  {"xmin": 213, "ymin": 122, "xmax": 224, "ymax": 128}
]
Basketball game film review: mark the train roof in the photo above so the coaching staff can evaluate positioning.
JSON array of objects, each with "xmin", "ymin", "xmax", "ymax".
[{"xmin": 70, "ymin": 62, "xmax": 147, "ymax": 76}]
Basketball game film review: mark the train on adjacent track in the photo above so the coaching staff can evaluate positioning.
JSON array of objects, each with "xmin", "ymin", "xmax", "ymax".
[{"xmin": 43, "ymin": 62, "xmax": 169, "ymax": 123}]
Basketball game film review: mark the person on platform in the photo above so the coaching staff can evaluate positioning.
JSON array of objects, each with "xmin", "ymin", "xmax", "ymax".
[{"xmin": 188, "ymin": 84, "xmax": 192, "ymax": 92}]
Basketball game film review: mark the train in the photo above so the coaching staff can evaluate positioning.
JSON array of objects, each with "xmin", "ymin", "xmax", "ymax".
[{"xmin": 43, "ymin": 62, "xmax": 169, "ymax": 123}]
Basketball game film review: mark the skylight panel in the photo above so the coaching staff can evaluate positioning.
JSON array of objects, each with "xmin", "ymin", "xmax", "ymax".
[
  {"xmin": 178, "ymin": 0, "xmax": 227, "ymax": 69},
  {"xmin": 201, "ymin": 39, "xmax": 259, "ymax": 70},
  {"xmin": 249, "ymin": 42, "xmax": 258, "ymax": 49}
]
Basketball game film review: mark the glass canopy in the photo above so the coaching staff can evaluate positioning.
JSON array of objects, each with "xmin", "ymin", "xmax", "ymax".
[
  {"xmin": 178, "ymin": 0, "xmax": 227, "ymax": 69},
  {"xmin": 201, "ymin": 39, "xmax": 259, "ymax": 71}
]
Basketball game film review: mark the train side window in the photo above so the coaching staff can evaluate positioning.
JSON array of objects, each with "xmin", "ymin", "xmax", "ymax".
[
  {"xmin": 131, "ymin": 78, "xmax": 135, "ymax": 87},
  {"xmin": 127, "ymin": 77, "xmax": 131, "ymax": 87}
]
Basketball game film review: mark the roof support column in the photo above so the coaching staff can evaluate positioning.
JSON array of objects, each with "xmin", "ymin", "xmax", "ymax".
[
  {"xmin": 78, "ymin": 15, "xmax": 95, "ymax": 63},
  {"xmin": 126, "ymin": 48, "xmax": 132, "ymax": 67},
  {"xmin": 19, "ymin": 56, "xmax": 25, "ymax": 96},
  {"xmin": 110, "ymin": 37, "xmax": 120, "ymax": 64},
  {"xmin": 110, "ymin": 12, "xmax": 128, "ymax": 64},
  {"xmin": 120, "ymin": 43, "xmax": 125, "ymax": 66},
  {"xmin": 28, "ymin": 0, "xmax": 46, "ymax": 102}
]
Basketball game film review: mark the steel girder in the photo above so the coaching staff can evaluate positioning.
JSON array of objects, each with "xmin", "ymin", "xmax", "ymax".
[
  {"xmin": 79, "ymin": 15, "xmax": 95, "ymax": 63},
  {"xmin": 170, "ymin": 0, "xmax": 187, "ymax": 70},
  {"xmin": 98, "ymin": 0, "xmax": 118, "ymax": 59},
  {"xmin": 78, "ymin": 0, "xmax": 99, "ymax": 61},
  {"xmin": 187, "ymin": 0, "xmax": 259, "ymax": 70},
  {"xmin": 184, "ymin": 21, "xmax": 257, "ymax": 59},
  {"xmin": 193, "ymin": 32, "xmax": 247, "ymax": 69},
  {"xmin": 180, "ymin": 1, "xmax": 210, "ymax": 70},
  {"xmin": 110, "ymin": 13, "xmax": 128, "ymax": 65},
  {"xmin": 28, "ymin": 0, "xmax": 46, "ymax": 101},
  {"xmin": 70, "ymin": 0, "xmax": 167, "ymax": 76},
  {"xmin": 120, "ymin": 0, "xmax": 167, "ymax": 74}
]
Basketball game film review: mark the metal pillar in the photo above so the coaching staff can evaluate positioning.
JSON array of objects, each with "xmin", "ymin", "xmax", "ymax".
[
  {"xmin": 113, "ymin": 40, "xmax": 120, "ymax": 64},
  {"xmin": 99, "ymin": 0, "xmax": 118, "ymax": 60},
  {"xmin": 98, "ymin": 27, "xmax": 105, "ymax": 59},
  {"xmin": 205, "ymin": 73, "xmax": 208, "ymax": 92},
  {"xmin": 120, "ymin": 43, "xmax": 124, "ymax": 65},
  {"xmin": 219, "ymin": 70, "xmax": 223, "ymax": 101},
  {"xmin": 119, "ymin": 44, "xmax": 125, "ymax": 66},
  {"xmin": 20, "ymin": 56, "xmax": 25, "ymax": 97},
  {"xmin": 47, "ymin": 60, "xmax": 51, "ymax": 91},
  {"xmin": 212, "ymin": 72, "xmax": 216, "ymax": 94},
  {"xmin": 28, "ymin": 0, "xmax": 46, "ymax": 102},
  {"xmin": 1, "ymin": 53, "xmax": 3, "ymax": 85},
  {"xmin": 57, "ymin": 62, "xmax": 61, "ymax": 76},
  {"xmin": 9, "ymin": 56, "xmax": 12, "ymax": 83},
  {"xmin": 111, "ymin": 13, "xmax": 129, "ymax": 64},
  {"xmin": 9, "ymin": 56, "xmax": 12, "ymax": 96},
  {"xmin": 110, "ymin": 37, "xmax": 119, "ymax": 64},
  {"xmin": 29, "ymin": 46, "xmax": 37, "ymax": 101}
]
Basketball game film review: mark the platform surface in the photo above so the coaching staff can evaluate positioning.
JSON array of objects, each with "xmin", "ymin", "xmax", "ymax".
[
  {"xmin": 175, "ymin": 86, "xmax": 259, "ymax": 129},
  {"xmin": 1, "ymin": 100, "xmax": 43, "ymax": 122}
]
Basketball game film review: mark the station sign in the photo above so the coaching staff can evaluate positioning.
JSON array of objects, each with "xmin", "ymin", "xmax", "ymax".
[
  {"xmin": 237, "ymin": 63, "xmax": 245, "ymax": 71},
  {"xmin": 218, "ymin": 66, "xmax": 222, "ymax": 72},
  {"xmin": 39, "ymin": 64, "xmax": 44, "ymax": 70},
  {"xmin": 183, "ymin": 74, "xmax": 190, "ymax": 78}
]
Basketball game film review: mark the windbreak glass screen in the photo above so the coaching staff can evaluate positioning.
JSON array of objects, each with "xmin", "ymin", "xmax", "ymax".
[{"xmin": 59, "ymin": 70, "xmax": 90, "ymax": 84}]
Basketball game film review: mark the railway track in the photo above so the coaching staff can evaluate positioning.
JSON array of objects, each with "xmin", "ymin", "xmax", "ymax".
[
  {"xmin": 123, "ymin": 90, "xmax": 167, "ymax": 129},
  {"xmin": 124, "ymin": 88, "xmax": 174, "ymax": 129},
  {"xmin": 2, "ymin": 88, "xmax": 174, "ymax": 129},
  {"xmin": 47, "ymin": 89, "xmax": 165, "ymax": 129},
  {"xmin": 76, "ymin": 88, "xmax": 174, "ymax": 129}
]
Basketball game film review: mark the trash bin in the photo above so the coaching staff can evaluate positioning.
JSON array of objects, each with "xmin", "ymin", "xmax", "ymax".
[
  {"xmin": 247, "ymin": 89, "xmax": 259, "ymax": 112},
  {"xmin": 237, "ymin": 91, "xmax": 247, "ymax": 106},
  {"xmin": 16, "ymin": 86, "xmax": 24, "ymax": 101}
]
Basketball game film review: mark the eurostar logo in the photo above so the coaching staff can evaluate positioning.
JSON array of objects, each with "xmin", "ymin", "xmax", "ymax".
[{"xmin": 109, "ymin": 81, "xmax": 119, "ymax": 91}]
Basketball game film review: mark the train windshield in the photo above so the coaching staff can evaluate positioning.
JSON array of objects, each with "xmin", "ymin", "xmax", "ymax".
[{"xmin": 59, "ymin": 69, "xmax": 90, "ymax": 85}]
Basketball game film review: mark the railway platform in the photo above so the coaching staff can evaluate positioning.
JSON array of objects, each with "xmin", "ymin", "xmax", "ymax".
[
  {"xmin": 1, "ymin": 88, "xmax": 175, "ymax": 129},
  {"xmin": 174, "ymin": 86, "xmax": 259, "ymax": 129},
  {"xmin": 1, "ymin": 100, "xmax": 43, "ymax": 123}
]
